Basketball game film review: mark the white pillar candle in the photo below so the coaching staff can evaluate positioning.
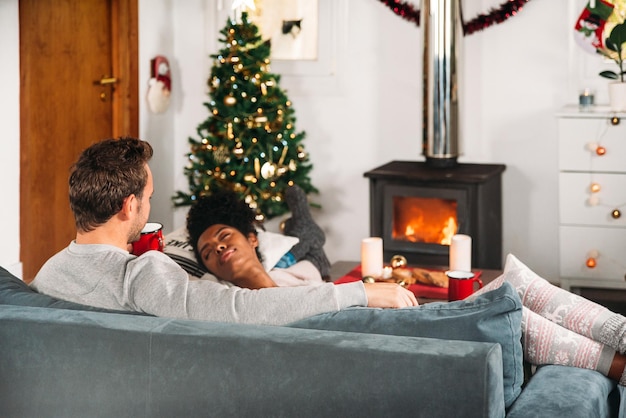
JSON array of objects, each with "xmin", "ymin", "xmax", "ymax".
[
  {"xmin": 449, "ymin": 234, "xmax": 472, "ymax": 272},
  {"xmin": 361, "ymin": 237, "xmax": 383, "ymax": 278}
]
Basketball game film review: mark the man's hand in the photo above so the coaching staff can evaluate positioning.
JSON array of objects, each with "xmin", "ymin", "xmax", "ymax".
[{"xmin": 364, "ymin": 282, "xmax": 419, "ymax": 308}]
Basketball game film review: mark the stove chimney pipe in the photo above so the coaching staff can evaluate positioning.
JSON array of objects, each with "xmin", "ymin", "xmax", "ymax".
[{"xmin": 422, "ymin": 0, "xmax": 462, "ymax": 167}]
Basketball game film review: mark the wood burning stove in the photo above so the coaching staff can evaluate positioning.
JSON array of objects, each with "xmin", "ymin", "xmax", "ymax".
[
  {"xmin": 364, "ymin": 4, "xmax": 505, "ymax": 269},
  {"xmin": 365, "ymin": 161, "xmax": 506, "ymax": 269}
]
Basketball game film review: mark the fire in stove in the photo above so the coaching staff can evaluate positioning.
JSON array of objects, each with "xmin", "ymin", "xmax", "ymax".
[{"xmin": 392, "ymin": 196, "xmax": 458, "ymax": 246}]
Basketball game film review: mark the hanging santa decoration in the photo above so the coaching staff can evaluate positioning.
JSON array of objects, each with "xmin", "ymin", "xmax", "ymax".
[{"xmin": 146, "ymin": 55, "xmax": 172, "ymax": 114}]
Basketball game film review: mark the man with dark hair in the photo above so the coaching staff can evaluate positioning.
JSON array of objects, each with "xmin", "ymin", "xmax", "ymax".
[
  {"xmin": 68, "ymin": 137, "xmax": 154, "ymax": 235},
  {"xmin": 186, "ymin": 186, "xmax": 331, "ymax": 289},
  {"xmin": 30, "ymin": 137, "xmax": 418, "ymax": 325}
]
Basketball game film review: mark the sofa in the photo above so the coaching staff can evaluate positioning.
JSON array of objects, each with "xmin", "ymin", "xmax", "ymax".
[{"xmin": 0, "ymin": 265, "xmax": 624, "ymax": 418}]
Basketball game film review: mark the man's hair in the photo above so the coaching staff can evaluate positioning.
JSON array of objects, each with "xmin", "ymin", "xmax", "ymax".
[
  {"xmin": 186, "ymin": 189, "xmax": 263, "ymax": 269},
  {"xmin": 69, "ymin": 137, "xmax": 153, "ymax": 232}
]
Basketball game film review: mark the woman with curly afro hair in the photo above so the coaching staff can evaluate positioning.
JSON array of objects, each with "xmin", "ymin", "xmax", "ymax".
[{"xmin": 186, "ymin": 185, "xmax": 331, "ymax": 289}]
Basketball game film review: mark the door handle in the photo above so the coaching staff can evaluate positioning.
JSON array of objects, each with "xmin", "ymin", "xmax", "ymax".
[
  {"xmin": 94, "ymin": 77, "xmax": 118, "ymax": 85},
  {"xmin": 94, "ymin": 76, "xmax": 118, "ymax": 101}
]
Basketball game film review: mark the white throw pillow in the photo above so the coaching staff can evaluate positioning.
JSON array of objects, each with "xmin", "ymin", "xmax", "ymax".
[
  {"xmin": 256, "ymin": 228, "xmax": 299, "ymax": 271},
  {"xmin": 163, "ymin": 226, "xmax": 299, "ymax": 279}
]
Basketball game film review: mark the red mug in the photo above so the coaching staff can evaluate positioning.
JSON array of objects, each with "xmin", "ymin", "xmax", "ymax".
[
  {"xmin": 131, "ymin": 222, "xmax": 164, "ymax": 256},
  {"xmin": 447, "ymin": 270, "xmax": 483, "ymax": 301}
]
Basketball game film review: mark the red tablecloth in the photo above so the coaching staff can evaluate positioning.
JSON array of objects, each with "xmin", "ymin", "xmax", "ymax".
[{"xmin": 334, "ymin": 265, "xmax": 481, "ymax": 300}]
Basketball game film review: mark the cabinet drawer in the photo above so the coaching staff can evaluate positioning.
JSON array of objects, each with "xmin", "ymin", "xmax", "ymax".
[
  {"xmin": 559, "ymin": 118, "xmax": 626, "ymax": 173},
  {"xmin": 559, "ymin": 172, "xmax": 626, "ymax": 226},
  {"xmin": 559, "ymin": 226, "xmax": 626, "ymax": 284}
]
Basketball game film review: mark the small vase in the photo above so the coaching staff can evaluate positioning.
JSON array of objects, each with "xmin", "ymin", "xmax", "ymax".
[{"xmin": 608, "ymin": 82, "xmax": 626, "ymax": 112}]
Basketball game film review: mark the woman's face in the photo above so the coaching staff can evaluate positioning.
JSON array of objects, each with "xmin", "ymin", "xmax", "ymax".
[{"xmin": 196, "ymin": 224, "xmax": 259, "ymax": 282}]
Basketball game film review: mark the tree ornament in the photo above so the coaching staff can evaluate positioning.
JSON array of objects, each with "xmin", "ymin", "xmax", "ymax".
[
  {"xmin": 224, "ymin": 95, "xmax": 237, "ymax": 106},
  {"xmin": 297, "ymin": 146, "xmax": 307, "ymax": 160},
  {"xmin": 390, "ymin": 255, "xmax": 408, "ymax": 269},
  {"xmin": 261, "ymin": 161, "xmax": 276, "ymax": 179},
  {"xmin": 227, "ymin": 122, "xmax": 234, "ymax": 139},
  {"xmin": 213, "ymin": 145, "xmax": 230, "ymax": 164},
  {"xmin": 233, "ymin": 142, "xmax": 244, "ymax": 157},
  {"xmin": 232, "ymin": 0, "xmax": 256, "ymax": 14},
  {"xmin": 278, "ymin": 146, "xmax": 288, "ymax": 165}
]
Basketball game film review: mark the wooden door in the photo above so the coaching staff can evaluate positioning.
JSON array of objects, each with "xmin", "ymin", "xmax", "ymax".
[{"xmin": 19, "ymin": 0, "xmax": 138, "ymax": 282}]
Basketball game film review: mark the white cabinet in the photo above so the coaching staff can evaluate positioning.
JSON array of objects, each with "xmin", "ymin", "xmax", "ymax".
[{"xmin": 558, "ymin": 106, "xmax": 626, "ymax": 291}]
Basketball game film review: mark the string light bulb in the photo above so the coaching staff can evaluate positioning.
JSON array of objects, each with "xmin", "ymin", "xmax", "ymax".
[
  {"xmin": 590, "ymin": 182, "xmax": 601, "ymax": 193},
  {"xmin": 586, "ymin": 249, "xmax": 599, "ymax": 269}
]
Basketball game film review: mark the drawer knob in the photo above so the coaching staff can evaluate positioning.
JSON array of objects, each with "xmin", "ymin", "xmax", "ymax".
[
  {"xmin": 611, "ymin": 116, "xmax": 620, "ymax": 125},
  {"xmin": 612, "ymin": 209, "xmax": 622, "ymax": 219},
  {"xmin": 596, "ymin": 146, "xmax": 607, "ymax": 156}
]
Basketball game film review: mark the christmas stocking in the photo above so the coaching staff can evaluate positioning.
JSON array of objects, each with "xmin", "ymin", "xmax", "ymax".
[{"xmin": 574, "ymin": 0, "xmax": 615, "ymax": 54}]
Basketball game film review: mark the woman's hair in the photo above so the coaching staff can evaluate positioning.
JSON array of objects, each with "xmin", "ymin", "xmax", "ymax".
[
  {"xmin": 69, "ymin": 137, "xmax": 153, "ymax": 232},
  {"xmin": 186, "ymin": 189, "xmax": 263, "ymax": 269}
]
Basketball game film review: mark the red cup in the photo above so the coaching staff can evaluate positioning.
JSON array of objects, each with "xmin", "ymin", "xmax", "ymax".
[
  {"xmin": 447, "ymin": 270, "xmax": 483, "ymax": 301},
  {"xmin": 131, "ymin": 222, "xmax": 164, "ymax": 256}
]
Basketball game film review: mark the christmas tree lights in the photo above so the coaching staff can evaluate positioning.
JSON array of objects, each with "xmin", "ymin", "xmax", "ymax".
[
  {"xmin": 173, "ymin": 12, "xmax": 317, "ymax": 221},
  {"xmin": 175, "ymin": 1, "xmax": 534, "ymax": 220}
]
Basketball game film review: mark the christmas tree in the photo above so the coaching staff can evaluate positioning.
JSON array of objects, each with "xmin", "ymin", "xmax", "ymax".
[{"xmin": 173, "ymin": 11, "xmax": 317, "ymax": 222}]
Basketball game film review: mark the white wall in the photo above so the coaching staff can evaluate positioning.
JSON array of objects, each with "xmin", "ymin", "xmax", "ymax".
[
  {"xmin": 137, "ymin": 0, "xmax": 177, "ymax": 232},
  {"xmin": 2, "ymin": 0, "xmax": 610, "ymax": 282},
  {"xmin": 0, "ymin": 0, "xmax": 21, "ymax": 277}
]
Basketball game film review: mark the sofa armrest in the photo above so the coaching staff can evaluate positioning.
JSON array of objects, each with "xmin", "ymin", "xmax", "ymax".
[{"xmin": 0, "ymin": 304, "xmax": 504, "ymax": 418}]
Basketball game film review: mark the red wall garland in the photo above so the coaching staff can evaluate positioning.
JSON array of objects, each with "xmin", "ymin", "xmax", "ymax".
[{"xmin": 377, "ymin": 0, "xmax": 531, "ymax": 35}]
